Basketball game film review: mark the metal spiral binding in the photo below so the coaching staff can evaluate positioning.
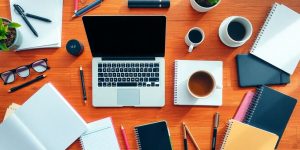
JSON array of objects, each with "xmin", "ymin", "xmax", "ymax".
[
  {"xmin": 250, "ymin": 3, "xmax": 279, "ymax": 52},
  {"xmin": 243, "ymin": 86, "xmax": 265, "ymax": 123},
  {"xmin": 174, "ymin": 61, "xmax": 178, "ymax": 104},
  {"xmin": 134, "ymin": 128, "xmax": 142, "ymax": 150},
  {"xmin": 220, "ymin": 120, "xmax": 234, "ymax": 150},
  {"xmin": 79, "ymin": 136, "xmax": 86, "ymax": 150}
]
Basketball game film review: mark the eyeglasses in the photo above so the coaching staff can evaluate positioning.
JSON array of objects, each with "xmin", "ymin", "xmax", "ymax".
[{"xmin": 0, "ymin": 58, "xmax": 49, "ymax": 85}]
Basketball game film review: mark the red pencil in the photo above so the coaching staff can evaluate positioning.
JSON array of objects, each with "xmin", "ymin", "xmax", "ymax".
[
  {"xmin": 121, "ymin": 125, "xmax": 130, "ymax": 150},
  {"xmin": 74, "ymin": 0, "xmax": 79, "ymax": 13}
]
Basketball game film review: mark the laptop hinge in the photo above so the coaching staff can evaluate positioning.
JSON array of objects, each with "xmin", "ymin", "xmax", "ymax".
[{"xmin": 102, "ymin": 57, "xmax": 155, "ymax": 61}]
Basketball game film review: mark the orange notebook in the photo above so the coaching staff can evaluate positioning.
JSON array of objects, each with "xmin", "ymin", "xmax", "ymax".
[{"xmin": 220, "ymin": 120, "xmax": 278, "ymax": 150}]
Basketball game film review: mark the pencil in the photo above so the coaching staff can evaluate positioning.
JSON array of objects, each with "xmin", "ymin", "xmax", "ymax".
[
  {"xmin": 183, "ymin": 122, "xmax": 188, "ymax": 150},
  {"xmin": 8, "ymin": 74, "xmax": 46, "ymax": 93},
  {"xmin": 121, "ymin": 125, "xmax": 130, "ymax": 150},
  {"xmin": 184, "ymin": 123, "xmax": 201, "ymax": 150},
  {"xmin": 80, "ymin": 66, "xmax": 87, "ymax": 103}
]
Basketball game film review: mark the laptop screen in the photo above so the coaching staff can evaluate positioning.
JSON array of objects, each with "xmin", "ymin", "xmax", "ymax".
[{"xmin": 82, "ymin": 16, "xmax": 166, "ymax": 57}]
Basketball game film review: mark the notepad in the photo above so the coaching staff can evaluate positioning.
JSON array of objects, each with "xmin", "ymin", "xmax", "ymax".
[
  {"xmin": 9, "ymin": 0, "xmax": 63, "ymax": 50},
  {"xmin": 79, "ymin": 117, "xmax": 120, "ymax": 150},
  {"xmin": 0, "ymin": 83, "xmax": 87, "ymax": 150},
  {"xmin": 243, "ymin": 85, "xmax": 297, "ymax": 147},
  {"xmin": 134, "ymin": 121, "xmax": 172, "ymax": 150},
  {"xmin": 174, "ymin": 60, "xmax": 223, "ymax": 106},
  {"xmin": 3, "ymin": 103, "xmax": 21, "ymax": 121},
  {"xmin": 250, "ymin": 3, "xmax": 300, "ymax": 75},
  {"xmin": 233, "ymin": 91, "xmax": 254, "ymax": 122},
  {"xmin": 236, "ymin": 54, "xmax": 290, "ymax": 87},
  {"xmin": 220, "ymin": 119, "xmax": 278, "ymax": 150}
]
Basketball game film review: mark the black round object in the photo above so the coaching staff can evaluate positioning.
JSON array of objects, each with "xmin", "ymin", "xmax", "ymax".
[{"xmin": 66, "ymin": 39, "xmax": 84, "ymax": 56}]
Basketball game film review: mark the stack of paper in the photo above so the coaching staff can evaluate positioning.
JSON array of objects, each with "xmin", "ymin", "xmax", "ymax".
[{"xmin": 9, "ymin": 0, "xmax": 63, "ymax": 50}]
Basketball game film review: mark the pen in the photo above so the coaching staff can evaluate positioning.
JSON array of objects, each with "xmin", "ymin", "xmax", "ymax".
[
  {"xmin": 121, "ymin": 125, "xmax": 130, "ymax": 150},
  {"xmin": 183, "ymin": 122, "xmax": 188, "ymax": 150},
  {"xmin": 25, "ymin": 13, "xmax": 52, "ymax": 22},
  {"xmin": 80, "ymin": 66, "xmax": 87, "ymax": 102},
  {"xmin": 74, "ymin": 0, "xmax": 79, "ymax": 13},
  {"xmin": 212, "ymin": 112, "xmax": 219, "ymax": 150},
  {"xmin": 184, "ymin": 123, "xmax": 201, "ymax": 150},
  {"xmin": 8, "ymin": 74, "xmax": 46, "ymax": 93},
  {"xmin": 72, "ymin": 0, "xmax": 102, "ymax": 18},
  {"xmin": 13, "ymin": 4, "xmax": 38, "ymax": 37}
]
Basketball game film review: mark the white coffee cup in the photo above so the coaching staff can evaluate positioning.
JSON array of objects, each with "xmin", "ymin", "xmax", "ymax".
[
  {"xmin": 185, "ymin": 27, "xmax": 205, "ymax": 53},
  {"xmin": 219, "ymin": 16, "xmax": 253, "ymax": 47},
  {"xmin": 190, "ymin": 0, "xmax": 221, "ymax": 12},
  {"xmin": 187, "ymin": 71, "xmax": 222, "ymax": 99}
]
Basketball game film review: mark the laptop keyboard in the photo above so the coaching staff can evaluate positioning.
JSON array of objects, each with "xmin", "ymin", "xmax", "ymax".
[{"xmin": 98, "ymin": 62, "xmax": 160, "ymax": 87}]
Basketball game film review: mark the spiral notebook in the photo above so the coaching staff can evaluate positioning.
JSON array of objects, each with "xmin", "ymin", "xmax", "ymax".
[
  {"xmin": 134, "ymin": 121, "xmax": 172, "ymax": 150},
  {"xmin": 79, "ymin": 117, "xmax": 120, "ymax": 150},
  {"xmin": 243, "ymin": 85, "xmax": 297, "ymax": 147},
  {"xmin": 220, "ymin": 119, "xmax": 278, "ymax": 150},
  {"xmin": 174, "ymin": 60, "xmax": 223, "ymax": 106},
  {"xmin": 250, "ymin": 3, "xmax": 300, "ymax": 75}
]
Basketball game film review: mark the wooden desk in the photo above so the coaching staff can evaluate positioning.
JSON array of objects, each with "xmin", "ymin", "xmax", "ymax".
[{"xmin": 0, "ymin": 0, "xmax": 299, "ymax": 149}]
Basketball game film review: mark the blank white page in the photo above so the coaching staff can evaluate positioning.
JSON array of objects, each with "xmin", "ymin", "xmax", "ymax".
[{"xmin": 250, "ymin": 3, "xmax": 300, "ymax": 74}]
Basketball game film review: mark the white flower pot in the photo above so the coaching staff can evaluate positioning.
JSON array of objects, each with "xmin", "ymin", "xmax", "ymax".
[
  {"xmin": 190, "ymin": 0, "xmax": 221, "ymax": 12},
  {"xmin": 0, "ymin": 18, "xmax": 22, "ymax": 51}
]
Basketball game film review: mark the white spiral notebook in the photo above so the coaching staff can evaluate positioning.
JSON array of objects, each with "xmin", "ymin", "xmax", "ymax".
[
  {"xmin": 250, "ymin": 3, "xmax": 300, "ymax": 75},
  {"xmin": 174, "ymin": 60, "xmax": 223, "ymax": 106}
]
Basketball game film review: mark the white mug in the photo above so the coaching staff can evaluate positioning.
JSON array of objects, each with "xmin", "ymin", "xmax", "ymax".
[
  {"xmin": 187, "ymin": 71, "xmax": 222, "ymax": 99},
  {"xmin": 218, "ymin": 16, "xmax": 253, "ymax": 47},
  {"xmin": 185, "ymin": 27, "xmax": 205, "ymax": 53}
]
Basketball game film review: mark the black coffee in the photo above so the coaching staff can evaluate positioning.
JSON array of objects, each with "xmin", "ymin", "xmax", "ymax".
[
  {"xmin": 188, "ymin": 29, "xmax": 203, "ymax": 43},
  {"xmin": 227, "ymin": 21, "xmax": 246, "ymax": 41}
]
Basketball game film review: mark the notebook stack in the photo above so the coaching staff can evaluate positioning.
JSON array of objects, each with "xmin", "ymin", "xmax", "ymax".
[
  {"xmin": 226, "ymin": 86, "xmax": 297, "ymax": 148},
  {"xmin": 236, "ymin": 3, "xmax": 300, "ymax": 87}
]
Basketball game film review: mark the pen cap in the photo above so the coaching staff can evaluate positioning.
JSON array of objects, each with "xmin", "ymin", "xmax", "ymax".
[{"xmin": 66, "ymin": 39, "xmax": 84, "ymax": 56}]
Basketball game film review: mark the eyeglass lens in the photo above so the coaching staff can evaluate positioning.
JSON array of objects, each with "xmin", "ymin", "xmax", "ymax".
[
  {"xmin": 16, "ymin": 66, "xmax": 30, "ymax": 78},
  {"xmin": 1, "ymin": 71, "xmax": 15, "ymax": 84},
  {"xmin": 32, "ymin": 59, "xmax": 48, "ymax": 72}
]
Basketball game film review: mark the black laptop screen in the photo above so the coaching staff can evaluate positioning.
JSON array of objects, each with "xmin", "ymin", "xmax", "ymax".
[{"xmin": 82, "ymin": 16, "xmax": 166, "ymax": 57}]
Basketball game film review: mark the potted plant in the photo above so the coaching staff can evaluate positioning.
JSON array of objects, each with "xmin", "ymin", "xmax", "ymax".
[
  {"xmin": 190, "ymin": 0, "xmax": 221, "ymax": 12},
  {"xmin": 0, "ymin": 18, "xmax": 21, "ymax": 51}
]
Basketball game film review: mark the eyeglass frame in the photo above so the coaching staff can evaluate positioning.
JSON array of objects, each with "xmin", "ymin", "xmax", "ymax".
[{"xmin": 0, "ymin": 58, "xmax": 50, "ymax": 85}]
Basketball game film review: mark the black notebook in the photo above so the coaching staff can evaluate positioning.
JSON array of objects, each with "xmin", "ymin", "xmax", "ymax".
[
  {"xmin": 236, "ymin": 54, "xmax": 290, "ymax": 87},
  {"xmin": 134, "ymin": 121, "xmax": 172, "ymax": 150},
  {"xmin": 243, "ymin": 85, "xmax": 297, "ymax": 147}
]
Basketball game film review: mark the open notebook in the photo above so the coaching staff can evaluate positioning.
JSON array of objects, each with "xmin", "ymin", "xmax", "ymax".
[
  {"xmin": 250, "ymin": 3, "xmax": 300, "ymax": 75},
  {"xmin": 0, "ymin": 83, "xmax": 87, "ymax": 150},
  {"xmin": 220, "ymin": 120, "xmax": 278, "ymax": 150},
  {"xmin": 80, "ymin": 117, "xmax": 120, "ymax": 150},
  {"xmin": 9, "ymin": 0, "xmax": 63, "ymax": 50}
]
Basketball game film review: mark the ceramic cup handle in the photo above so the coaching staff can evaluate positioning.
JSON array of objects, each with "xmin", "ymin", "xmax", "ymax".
[{"xmin": 188, "ymin": 44, "xmax": 194, "ymax": 53}]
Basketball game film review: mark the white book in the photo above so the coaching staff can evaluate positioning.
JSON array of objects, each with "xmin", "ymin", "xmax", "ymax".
[
  {"xmin": 9, "ymin": 0, "xmax": 63, "ymax": 50},
  {"xmin": 174, "ymin": 60, "xmax": 223, "ymax": 106},
  {"xmin": 80, "ymin": 117, "xmax": 120, "ymax": 150},
  {"xmin": 250, "ymin": 3, "xmax": 300, "ymax": 75},
  {"xmin": 0, "ymin": 83, "xmax": 88, "ymax": 150}
]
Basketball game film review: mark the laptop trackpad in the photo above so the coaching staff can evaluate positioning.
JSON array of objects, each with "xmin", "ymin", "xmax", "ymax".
[{"xmin": 117, "ymin": 89, "xmax": 140, "ymax": 106}]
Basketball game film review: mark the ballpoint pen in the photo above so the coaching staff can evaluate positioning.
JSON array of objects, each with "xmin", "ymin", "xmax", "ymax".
[
  {"xmin": 212, "ymin": 112, "xmax": 219, "ymax": 150},
  {"xmin": 183, "ymin": 122, "xmax": 188, "ymax": 150},
  {"xmin": 184, "ymin": 123, "xmax": 200, "ymax": 150},
  {"xmin": 8, "ymin": 74, "xmax": 46, "ymax": 93},
  {"xmin": 72, "ymin": 0, "xmax": 102, "ymax": 18},
  {"xmin": 80, "ymin": 66, "xmax": 87, "ymax": 103},
  {"xmin": 13, "ymin": 4, "xmax": 38, "ymax": 37},
  {"xmin": 25, "ymin": 13, "xmax": 51, "ymax": 22}
]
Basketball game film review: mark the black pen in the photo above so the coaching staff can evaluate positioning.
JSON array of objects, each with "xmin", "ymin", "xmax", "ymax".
[
  {"xmin": 212, "ymin": 112, "xmax": 219, "ymax": 150},
  {"xmin": 80, "ymin": 66, "xmax": 87, "ymax": 103},
  {"xmin": 183, "ymin": 122, "xmax": 188, "ymax": 150},
  {"xmin": 13, "ymin": 4, "xmax": 38, "ymax": 37},
  {"xmin": 26, "ymin": 13, "xmax": 52, "ymax": 22},
  {"xmin": 8, "ymin": 74, "xmax": 46, "ymax": 93}
]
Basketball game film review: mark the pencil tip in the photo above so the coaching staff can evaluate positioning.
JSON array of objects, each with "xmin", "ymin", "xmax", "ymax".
[
  {"xmin": 80, "ymin": 66, "xmax": 82, "ymax": 70},
  {"xmin": 43, "ymin": 74, "xmax": 47, "ymax": 77},
  {"xmin": 8, "ymin": 90, "xmax": 11, "ymax": 93},
  {"xmin": 121, "ymin": 125, "xmax": 124, "ymax": 129},
  {"xmin": 72, "ymin": 15, "xmax": 76, "ymax": 18}
]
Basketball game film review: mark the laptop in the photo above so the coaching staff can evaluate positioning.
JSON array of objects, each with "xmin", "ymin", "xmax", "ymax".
[{"xmin": 82, "ymin": 16, "xmax": 166, "ymax": 107}]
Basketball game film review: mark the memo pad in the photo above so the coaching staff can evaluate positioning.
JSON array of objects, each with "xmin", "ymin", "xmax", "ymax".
[{"xmin": 174, "ymin": 60, "xmax": 223, "ymax": 106}]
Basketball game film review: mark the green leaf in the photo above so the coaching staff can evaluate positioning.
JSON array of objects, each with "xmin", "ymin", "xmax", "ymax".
[
  {"xmin": 0, "ymin": 35, "xmax": 7, "ymax": 40},
  {"xmin": 8, "ymin": 22, "xmax": 21, "ymax": 28},
  {"xmin": 0, "ymin": 19, "xmax": 3, "ymax": 27},
  {"xmin": 4, "ymin": 25, "xmax": 8, "ymax": 32},
  {"xmin": 207, "ymin": 0, "xmax": 219, "ymax": 5},
  {"xmin": 0, "ymin": 43, "xmax": 9, "ymax": 51}
]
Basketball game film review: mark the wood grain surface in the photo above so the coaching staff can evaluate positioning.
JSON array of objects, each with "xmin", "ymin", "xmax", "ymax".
[{"xmin": 0, "ymin": 0, "xmax": 299, "ymax": 149}]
